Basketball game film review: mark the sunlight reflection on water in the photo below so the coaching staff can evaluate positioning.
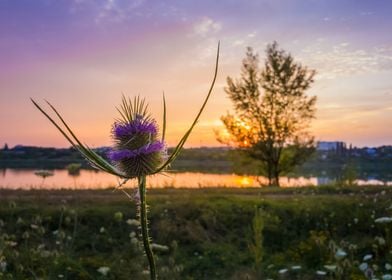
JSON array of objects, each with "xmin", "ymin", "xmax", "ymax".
[{"xmin": 0, "ymin": 169, "xmax": 389, "ymax": 189}]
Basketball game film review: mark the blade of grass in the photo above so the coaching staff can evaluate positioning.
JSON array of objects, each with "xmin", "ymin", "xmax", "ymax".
[{"xmin": 161, "ymin": 92, "xmax": 167, "ymax": 142}]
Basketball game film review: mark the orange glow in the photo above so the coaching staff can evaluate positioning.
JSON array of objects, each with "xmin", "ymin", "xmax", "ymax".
[{"xmin": 239, "ymin": 176, "xmax": 252, "ymax": 186}]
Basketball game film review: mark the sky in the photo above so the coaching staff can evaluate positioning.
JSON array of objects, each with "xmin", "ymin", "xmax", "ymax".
[{"xmin": 0, "ymin": 0, "xmax": 391, "ymax": 148}]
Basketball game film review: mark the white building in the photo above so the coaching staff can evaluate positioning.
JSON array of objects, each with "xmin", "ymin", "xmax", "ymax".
[{"xmin": 317, "ymin": 141, "xmax": 346, "ymax": 152}]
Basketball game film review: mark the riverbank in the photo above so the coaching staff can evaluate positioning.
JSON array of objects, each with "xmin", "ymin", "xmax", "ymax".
[{"xmin": 0, "ymin": 186, "xmax": 391, "ymax": 279}]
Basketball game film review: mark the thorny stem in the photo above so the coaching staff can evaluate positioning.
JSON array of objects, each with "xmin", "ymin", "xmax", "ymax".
[{"xmin": 138, "ymin": 175, "xmax": 157, "ymax": 280}]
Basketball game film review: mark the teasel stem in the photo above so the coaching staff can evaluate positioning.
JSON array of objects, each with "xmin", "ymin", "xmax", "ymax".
[{"xmin": 138, "ymin": 175, "xmax": 157, "ymax": 280}]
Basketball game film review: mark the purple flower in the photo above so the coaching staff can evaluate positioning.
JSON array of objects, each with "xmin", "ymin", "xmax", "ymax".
[
  {"xmin": 108, "ymin": 141, "xmax": 165, "ymax": 161},
  {"xmin": 109, "ymin": 109, "xmax": 166, "ymax": 177},
  {"xmin": 113, "ymin": 115, "xmax": 158, "ymax": 138}
]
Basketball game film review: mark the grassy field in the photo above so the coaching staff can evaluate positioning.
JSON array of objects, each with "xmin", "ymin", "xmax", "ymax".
[{"xmin": 0, "ymin": 186, "xmax": 392, "ymax": 279}]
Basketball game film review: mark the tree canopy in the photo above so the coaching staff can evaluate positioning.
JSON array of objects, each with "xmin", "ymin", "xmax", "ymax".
[{"xmin": 218, "ymin": 42, "xmax": 317, "ymax": 186}]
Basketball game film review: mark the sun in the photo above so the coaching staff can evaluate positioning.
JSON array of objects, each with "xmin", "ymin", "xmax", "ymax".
[{"xmin": 239, "ymin": 176, "xmax": 252, "ymax": 186}]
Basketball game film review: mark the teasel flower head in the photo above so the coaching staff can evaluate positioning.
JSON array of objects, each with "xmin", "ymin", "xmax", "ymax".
[{"xmin": 107, "ymin": 97, "xmax": 167, "ymax": 178}]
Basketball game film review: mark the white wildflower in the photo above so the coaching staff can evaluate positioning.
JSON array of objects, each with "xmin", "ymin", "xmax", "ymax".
[
  {"xmin": 278, "ymin": 268, "xmax": 288, "ymax": 274},
  {"xmin": 335, "ymin": 248, "xmax": 347, "ymax": 259},
  {"xmin": 359, "ymin": 262, "xmax": 368, "ymax": 271},
  {"xmin": 0, "ymin": 261, "xmax": 7, "ymax": 272},
  {"xmin": 151, "ymin": 243, "xmax": 169, "ymax": 252},
  {"xmin": 126, "ymin": 219, "xmax": 140, "ymax": 226},
  {"xmin": 97, "ymin": 266, "xmax": 110, "ymax": 276},
  {"xmin": 376, "ymin": 236, "xmax": 386, "ymax": 246},
  {"xmin": 324, "ymin": 265, "xmax": 337, "ymax": 271},
  {"xmin": 363, "ymin": 254, "xmax": 373, "ymax": 261},
  {"xmin": 375, "ymin": 217, "xmax": 392, "ymax": 224}
]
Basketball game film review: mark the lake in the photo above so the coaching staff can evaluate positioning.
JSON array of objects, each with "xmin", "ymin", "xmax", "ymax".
[{"xmin": 0, "ymin": 168, "xmax": 390, "ymax": 189}]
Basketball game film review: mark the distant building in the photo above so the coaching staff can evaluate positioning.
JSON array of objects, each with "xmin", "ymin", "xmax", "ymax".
[
  {"xmin": 365, "ymin": 147, "xmax": 377, "ymax": 157},
  {"xmin": 317, "ymin": 141, "xmax": 346, "ymax": 152}
]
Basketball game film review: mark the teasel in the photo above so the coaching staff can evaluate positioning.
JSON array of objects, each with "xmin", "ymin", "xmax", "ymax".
[{"xmin": 31, "ymin": 43, "xmax": 219, "ymax": 280}]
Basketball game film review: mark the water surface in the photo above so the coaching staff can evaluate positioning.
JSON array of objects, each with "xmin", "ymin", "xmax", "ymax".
[{"xmin": 0, "ymin": 169, "xmax": 389, "ymax": 189}]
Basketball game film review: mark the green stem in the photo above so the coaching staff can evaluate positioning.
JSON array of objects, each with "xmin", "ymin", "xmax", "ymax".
[{"xmin": 138, "ymin": 175, "xmax": 157, "ymax": 280}]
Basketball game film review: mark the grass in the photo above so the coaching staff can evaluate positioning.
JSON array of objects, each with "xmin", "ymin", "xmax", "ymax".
[{"xmin": 1, "ymin": 185, "xmax": 392, "ymax": 279}]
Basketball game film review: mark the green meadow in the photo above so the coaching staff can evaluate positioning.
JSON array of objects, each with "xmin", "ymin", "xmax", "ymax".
[{"xmin": 1, "ymin": 186, "xmax": 392, "ymax": 279}]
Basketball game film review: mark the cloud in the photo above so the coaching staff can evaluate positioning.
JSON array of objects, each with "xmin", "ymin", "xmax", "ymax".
[
  {"xmin": 300, "ymin": 42, "xmax": 392, "ymax": 80},
  {"xmin": 192, "ymin": 17, "xmax": 221, "ymax": 37},
  {"xmin": 70, "ymin": 0, "xmax": 145, "ymax": 24}
]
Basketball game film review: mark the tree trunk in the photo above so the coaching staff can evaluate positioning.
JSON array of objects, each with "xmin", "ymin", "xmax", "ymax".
[
  {"xmin": 271, "ymin": 162, "xmax": 280, "ymax": 187},
  {"xmin": 266, "ymin": 161, "xmax": 273, "ymax": 187},
  {"xmin": 273, "ymin": 173, "xmax": 280, "ymax": 187}
]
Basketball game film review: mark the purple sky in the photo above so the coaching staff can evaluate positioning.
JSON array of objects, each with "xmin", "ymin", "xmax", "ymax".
[{"xmin": 1, "ymin": 0, "xmax": 391, "ymax": 148}]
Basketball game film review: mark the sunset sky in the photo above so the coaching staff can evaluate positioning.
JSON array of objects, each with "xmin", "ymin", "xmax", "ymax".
[{"xmin": 1, "ymin": 0, "xmax": 391, "ymax": 148}]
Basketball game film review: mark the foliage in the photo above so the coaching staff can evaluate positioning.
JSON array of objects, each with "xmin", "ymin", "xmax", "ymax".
[
  {"xmin": 1, "ymin": 186, "xmax": 392, "ymax": 279},
  {"xmin": 219, "ymin": 42, "xmax": 317, "ymax": 186},
  {"xmin": 249, "ymin": 207, "xmax": 264, "ymax": 277},
  {"xmin": 66, "ymin": 163, "xmax": 82, "ymax": 176}
]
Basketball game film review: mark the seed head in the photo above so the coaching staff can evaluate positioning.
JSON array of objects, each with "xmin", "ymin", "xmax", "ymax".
[{"xmin": 107, "ymin": 98, "xmax": 166, "ymax": 178}]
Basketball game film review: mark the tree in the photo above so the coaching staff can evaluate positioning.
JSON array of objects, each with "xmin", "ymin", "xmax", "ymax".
[{"xmin": 218, "ymin": 42, "xmax": 317, "ymax": 186}]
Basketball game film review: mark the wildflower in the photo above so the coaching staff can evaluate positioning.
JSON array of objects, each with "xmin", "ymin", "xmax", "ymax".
[
  {"xmin": 316, "ymin": 270, "xmax": 327, "ymax": 276},
  {"xmin": 386, "ymin": 263, "xmax": 392, "ymax": 270},
  {"xmin": 375, "ymin": 217, "xmax": 392, "ymax": 224},
  {"xmin": 376, "ymin": 236, "xmax": 386, "ymax": 246},
  {"xmin": 30, "ymin": 224, "xmax": 39, "ymax": 230},
  {"xmin": 5, "ymin": 241, "xmax": 17, "ymax": 247},
  {"xmin": 335, "ymin": 248, "xmax": 347, "ymax": 260},
  {"xmin": 324, "ymin": 265, "xmax": 337, "ymax": 271},
  {"xmin": 126, "ymin": 219, "xmax": 140, "ymax": 226},
  {"xmin": 278, "ymin": 268, "xmax": 288, "ymax": 274},
  {"xmin": 0, "ymin": 261, "xmax": 7, "ymax": 272},
  {"xmin": 291, "ymin": 265, "xmax": 301, "ymax": 270},
  {"xmin": 151, "ymin": 243, "xmax": 169, "ymax": 252},
  {"xmin": 16, "ymin": 217, "xmax": 24, "ymax": 224},
  {"xmin": 359, "ymin": 262, "xmax": 368, "ymax": 271},
  {"xmin": 108, "ymin": 113, "xmax": 166, "ymax": 178},
  {"xmin": 363, "ymin": 254, "xmax": 373, "ymax": 261},
  {"xmin": 130, "ymin": 237, "xmax": 139, "ymax": 246},
  {"xmin": 97, "ymin": 266, "xmax": 110, "ymax": 276}
]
